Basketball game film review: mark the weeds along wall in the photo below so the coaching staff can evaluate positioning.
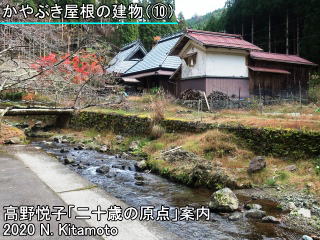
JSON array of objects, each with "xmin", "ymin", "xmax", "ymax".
[{"xmin": 71, "ymin": 111, "xmax": 320, "ymax": 159}]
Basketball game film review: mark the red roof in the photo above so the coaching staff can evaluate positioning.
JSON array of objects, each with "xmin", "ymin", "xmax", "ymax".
[
  {"xmin": 186, "ymin": 29, "xmax": 262, "ymax": 51},
  {"xmin": 250, "ymin": 51, "xmax": 317, "ymax": 66},
  {"xmin": 249, "ymin": 66, "xmax": 290, "ymax": 75}
]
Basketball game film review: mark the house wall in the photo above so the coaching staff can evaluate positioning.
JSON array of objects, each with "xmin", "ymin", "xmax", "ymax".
[
  {"xmin": 249, "ymin": 59, "xmax": 311, "ymax": 97},
  {"xmin": 205, "ymin": 49, "xmax": 249, "ymax": 78},
  {"xmin": 179, "ymin": 77, "xmax": 249, "ymax": 98},
  {"xmin": 181, "ymin": 45, "xmax": 207, "ymax": 79},
  {"xmin": 206, "ymin": 78, "xmax": 249, "ymax": 98},
  {"xmin": 180, "ymin": 44, "xmax": 249, "ymax": 79},
  {"xmin": 180, "ymin": 78, "xmax": 206, "ymax": 93}
]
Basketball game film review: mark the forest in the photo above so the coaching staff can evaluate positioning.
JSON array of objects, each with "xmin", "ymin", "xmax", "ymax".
[
  {"xmin": 203, "ymin": 0, "xmax": 320, "ymax": 67},
  {"xmin": 11, "ymin": 0, "xmax": 184, "ymax": 50}
]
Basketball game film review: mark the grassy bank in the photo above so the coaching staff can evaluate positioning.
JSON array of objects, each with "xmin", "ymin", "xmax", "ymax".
[{"xmin": 55, "ymin": 126, "xmax": 320, "ymax": 195}]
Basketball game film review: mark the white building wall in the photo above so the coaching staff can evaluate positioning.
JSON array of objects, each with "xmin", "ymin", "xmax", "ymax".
[
  {"xmin": 181, "ymin": 45, "xmax": 206, "ymax": 79},
  {"xmin": 205, "ymin": 51, "xmax": 248, "ymax": 77}
]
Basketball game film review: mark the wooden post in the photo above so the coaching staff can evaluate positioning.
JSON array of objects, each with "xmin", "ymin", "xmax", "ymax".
[
  {"xmin": 259, "ymin": 82, "xmax": 263, "ymax": 114},
  {"xmin": 238, "ymin": 88, "xmax": 241, "ymax": 109},
  {"xmin": 299, "ymin": 80, "xmax": 302, "ymax": 108},
  {"xmin": 202, "ymin": 91, "xmax": 210, "ymax": 112}
]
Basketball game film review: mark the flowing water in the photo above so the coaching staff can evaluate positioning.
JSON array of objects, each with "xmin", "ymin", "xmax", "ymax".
[{"xmin": 31, "ymin": 140, "xmax": 304, "ymax": 240}]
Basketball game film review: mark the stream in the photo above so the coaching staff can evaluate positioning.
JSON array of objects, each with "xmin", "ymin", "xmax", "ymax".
[{"xmin": 30, "ymin": 140, "xmax": 304, "ymax": 240}]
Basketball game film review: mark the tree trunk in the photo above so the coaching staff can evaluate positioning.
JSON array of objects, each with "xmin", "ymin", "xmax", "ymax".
[
  {"xmin": 269, "ymin": 14, "xmax": 271, "ymax": 53},
  {"xmin": 297, "ymin": 19, "xmax": 300, "ymax": 56},
  {"xmin": 286, "ymin": 11, "xmax": 289, "ymax": 54},
  {"xmin": 251, "ymin": 16, "xmax": 254, "ymax": 43}
]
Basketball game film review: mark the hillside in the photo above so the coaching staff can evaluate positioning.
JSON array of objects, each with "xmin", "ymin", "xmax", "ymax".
[{"xmin": 186, "ymin": 9, "xmax": 224, "ymax": 30}]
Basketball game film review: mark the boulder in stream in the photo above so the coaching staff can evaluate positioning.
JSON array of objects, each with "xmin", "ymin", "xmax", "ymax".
[
  {"xmin": 262, "ymin": 216, "xmax": 281, "ymax": 224},
  {"xmin": 135, "ymin": 160, "xmax": 147, "ymax": 172},
  {"xmin": 96, "ymin": 165, "xmax": 110, "ymax": 175},
  {"xmin": 245, "ymin": 203, "xmax": 262, "ymax": 210},
  {"xmin": 245, "ymin": 209, "xmax": 266, "ymax": 219},
  {"xmin": 209, "ymin": 188, "xmax": 239, "ymax": 212},
  {"xmin": 228, "ymin": 212, "xmax": 242, "ymax": 221},
  {"xmin": 4, "ymin": 137, "xmax": 22, "ymax": 145},
  {"xmin": 64, "ymin": 157, "xmax": 75, "ymax": 165}
]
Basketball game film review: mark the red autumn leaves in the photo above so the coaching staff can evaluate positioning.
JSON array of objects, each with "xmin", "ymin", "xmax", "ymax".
[{"xmin": 32, "ymin": 51, "xmax": 104, "ymax": 84}]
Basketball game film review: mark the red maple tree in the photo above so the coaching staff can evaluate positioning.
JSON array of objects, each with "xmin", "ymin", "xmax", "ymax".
[{"xmin": 32, "ymin": 51, "xmax": 104, "ymax": 84}]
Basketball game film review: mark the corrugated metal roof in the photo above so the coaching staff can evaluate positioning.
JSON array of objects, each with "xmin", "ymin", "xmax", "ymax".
[
  {"xmin": 249, "ymin": 66, "xmax": 291, "ymax": 74},
  {"xmin": 106, "ymin": 40, "xmax": 147, "ymax": 74},
  {"xmin": 250, "ymin": 51, "xmax": 317, "ymax": 66},
  {"xmin": 186, "ymin": 29, "xmax": 262, "ymax": 51},
  {"xmin": 124, "ymin": 32, "xmax": 183, "ymax": 76}
]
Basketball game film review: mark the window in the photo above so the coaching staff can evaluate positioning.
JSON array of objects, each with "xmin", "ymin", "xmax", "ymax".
[{"xmin": 184, "ymin": 52, "xmax": 197, "ymax": 67}]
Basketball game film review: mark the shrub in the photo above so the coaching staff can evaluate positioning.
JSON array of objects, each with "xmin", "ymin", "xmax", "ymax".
[
  {"xmin": 309, "ymin": 85, "xmax": 320, "ymax": 103},
  {"xmin": 150, "ymin": 98, "xmax": 166, "ymax": 123},
  {"xmin": 150, "ymin": 124, "xmax": 165, "ymax": 139},
  {"xmin": 0, "ymin": 91, "xmax": 25, "ymax": 101},
  {"xmin": 266, "ymin": 178, "xmax": 277, "ymax": 187}
]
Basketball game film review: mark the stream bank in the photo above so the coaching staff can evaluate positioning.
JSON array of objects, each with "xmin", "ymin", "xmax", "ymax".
[{"xmin": 2, "ymin": 111, "xmax": 320, "ymax": 238}]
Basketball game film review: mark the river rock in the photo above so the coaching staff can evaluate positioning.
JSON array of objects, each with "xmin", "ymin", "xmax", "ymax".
[
  {"xmin": 116, "ymin": 135, "xmax": 124, "ymax": 144},
  {"xmin": 4, "ymin": 137, "xmax": 21, "ymax": 145},
  {"xmin": 262, "ymin": 216, "xmax": 281, "ymax": 224},
  {"xmin": 134, "ymin": 174, "xmax": 144, "ymax": 181},
  {"xmin": 287, "ymin": 202, "xmax": 297, "ymax": 211},
  {"xmin": 121, "ymin": 153, "xmax": 130, "ymax": 159},
  {"xmin": 228, "ymin": 212, "xmax": 242, "ymax": 221},
  {"xmin": 99, "ymin": 145, "xmax": 109, "ymax": 153},
  {"xmin": 96, "ymin": 165, "xmax": 110, "ymax": 174},
  {"xmin": 135, "ymin": 181, "xmax": 145, "ymax": 186},
  {"xmin": 245, "ymin": 209, "xmax": 266, "ymax": 219},
  {"xmin": 78, "ymin": 164, "xmax": 86, "ymax": 169},
  {"xmin": 15, "ymin": 122, "xmax": 29, "ymax": 129},
  {"xmin": 209, "ymin": 188, "xmax": 239, "ymax": 212},
  {"xmin": 129, "ymin": 141, "xmax": 140, "ymax": 151},
  {"xmin": 291, "ymin": 208, "xmax": 311, "ymax": 218},
  {"xmin": 60, "ymin": 148, "xmax": 69, "ymax": 153},
  {"xmin": 285, "ymin": 165, "xmax": 297, "ymax": 172},
  {"xmin": 248, "ymin": 156, "xmax": 266, "ymax": 173},
  {"xmin": 302, "ymin": 236, "xmax": 313, "ymax": 240},
  {"xmin": 74, "ymin": 145, "xmax": 85, "ymax": 151},
  {"xmin": 64, "ymin": 157, "xmax": 75, "ymax": 165},
  {"xmin": 135, "ymin": 160, "xmax": 147, "ymax": 172},
  {"xmin": 245, "ymin": 203, "xmax": 262, "ymax": 210}
]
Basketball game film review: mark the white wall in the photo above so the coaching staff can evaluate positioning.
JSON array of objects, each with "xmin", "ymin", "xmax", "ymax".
[
  {"xmin": 180, "ymin": 42, "xmax": 249, "ymax": 79},
  {"xmin": 181, "ymin": 45, "xmax": 207, "ymax": 79},
  {"xmin": 205, "ymin": 50, "xmax": 248, "ymax": 78}
]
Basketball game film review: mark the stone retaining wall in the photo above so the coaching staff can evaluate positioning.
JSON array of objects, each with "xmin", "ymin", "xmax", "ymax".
[{"xmin": 70, "ymin": 111, "xmax": 320, "ymax": 159}]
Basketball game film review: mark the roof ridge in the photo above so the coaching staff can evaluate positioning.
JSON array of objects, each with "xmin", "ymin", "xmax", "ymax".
[
  {"xmin": 187, "ymin": 29, "xmax": 243, "ymax": 39},
  {"xmin": 120, "ymin": 40, "xmax": 142, "ymax": 51},
  {"xmin": 159, "ymin": 31, "xmax": 184, "ymax": 43}
]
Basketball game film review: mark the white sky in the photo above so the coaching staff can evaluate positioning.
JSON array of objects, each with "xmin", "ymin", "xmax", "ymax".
[{"xmin": 175, "ymin": 0, "xmax": 226, "ymax": 19}]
